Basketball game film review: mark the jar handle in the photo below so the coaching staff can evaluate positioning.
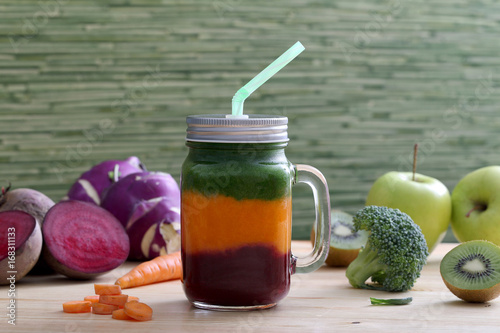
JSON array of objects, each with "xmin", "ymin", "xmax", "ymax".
[{"xmin": 292, "ymin": 164, "xmax": 331, "ymax": 274}]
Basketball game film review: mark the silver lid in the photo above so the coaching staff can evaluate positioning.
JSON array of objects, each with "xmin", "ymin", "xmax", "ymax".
[{"xmin": 186, "ymin": 114, "xmax": 289, "ymax": 143}]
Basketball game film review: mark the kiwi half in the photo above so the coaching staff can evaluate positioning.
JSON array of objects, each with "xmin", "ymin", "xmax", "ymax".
[
  {"xmin": 440, "ymin": 240, "xmax": 500, "ymax": 303},
  {"xmin": 311, "ymin": 210, "xmax": 368, "ymax": 267}
]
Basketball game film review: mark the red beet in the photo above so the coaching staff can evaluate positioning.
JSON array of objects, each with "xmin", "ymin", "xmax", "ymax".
[
  {"xmin": 0, "ymin": 210, "xmax": 43, "ymax": 284},
  {"xmin": 42, "ymin": 200, "xmax": 130, "ymax": 279},
  {"xmin": 0, "ymin": 186, "xmax": 55, "ymax": 227},
  {"xmin": 0, "ymin": 186, "xmax": 55, "ymax": 274}
]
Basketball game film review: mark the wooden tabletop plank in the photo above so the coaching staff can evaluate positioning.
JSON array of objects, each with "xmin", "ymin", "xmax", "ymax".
[{"xmin": 2, "ymin": 242, "xmax": 499, "ymax": 332}]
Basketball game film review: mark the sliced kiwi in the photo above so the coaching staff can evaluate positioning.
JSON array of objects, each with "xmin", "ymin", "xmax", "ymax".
[
  {"xmin": 311, "ymin": 210, "xmax": 368, "ymax": 267},
  {"xmin": 440, "ymin": 240, "xmax": 500, "ymax": 303}
]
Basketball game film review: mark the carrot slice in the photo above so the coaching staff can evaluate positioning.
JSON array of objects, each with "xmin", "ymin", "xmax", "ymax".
[
  {"xmin": 115, "ymin": 251, "xmax": 181, "ymax": 289},
  {"xmin": 116, "ymin": 296, "xmax": 139, "ymax": 308},
  {"xmin": 84, "ymin": 295, "xmax": 100, "ymax": 303},
  {"xmin": 127, "ymin": 296, "xmax": 139, "ymax": 302},
  {"xmin": 94, "ymin": 284, "xmax": 121, "ymax": 295},
  {"xmin": 92, "ymin": 302, "xmax": 119, "ymax": 315},
  {"xmin": 124, "ymin": 301, "xmax": 153, "ymax": 321},
  {"xmin": 112, "ymin": 309, "xmax": 134, "ymax": 320},
  {"xmin": 63, "ymin": 301, "xmax": 92, "ymax": 313},
  {"xmin": 99, "ymin": 294, "xmax": 129, "ymax": 307}
]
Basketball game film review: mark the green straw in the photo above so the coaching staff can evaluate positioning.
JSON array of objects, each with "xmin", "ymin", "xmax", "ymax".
[{"xmin": 231, "ymin": 41, "xmax": 305, "ymax": 116}]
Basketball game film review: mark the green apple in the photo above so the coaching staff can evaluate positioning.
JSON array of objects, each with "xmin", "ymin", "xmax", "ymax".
[
  {"xmin": 365, "ymin": 171, "xmax": 452, "ymax": 253},
  {"xmin": 451, "ymin": 166, "xmax": 500, "ymax": 245}
]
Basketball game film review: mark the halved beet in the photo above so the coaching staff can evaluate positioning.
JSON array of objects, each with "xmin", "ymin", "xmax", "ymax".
[
  {"xmin": 0, "ymin": 187, "xmax": 55, "ymax": 227},
  {"xmin": 0, "ymin": 210, "xmax": 42, "ymax": 284},
  {"xmin": 0, "ymin": 186, "xmax": 55, "ymax": 274},
  {"xmin": 42, "ymin": 200, "xmax": 129, "ymax": 279}
]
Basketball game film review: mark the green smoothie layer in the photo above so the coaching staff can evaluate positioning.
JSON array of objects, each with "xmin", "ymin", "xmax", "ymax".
[{"xmin": 181, "ymin": 142, "xmax": 291, "ymax": 201}]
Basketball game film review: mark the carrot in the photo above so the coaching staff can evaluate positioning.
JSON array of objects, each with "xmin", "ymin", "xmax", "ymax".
[
  {"xmin": 63, "ymin": 301, "xmax": 92, "ymax": 313},
  {"xmin": 92, "ymin": 302, "xmax": 120, "ymax": 315},
  {"xmin": 115, "ymin": 251, "xmax": 182, "ymax": 289},
  {"xmin": 114, "ymin": 296, "xmax": 140, "ymax": 308},
  {"xmin": 84, "ymin": 295, "xmax": 100, "ymax": 303},
  {"xmin": 112, "ymin": 309, "xmax": 134, "ymax": 320},
  {"xmin": 94, "ymin": 283, "xmax": 121, "ymax": 295},
  {"xmin": 124, "ymin": 301, "xmax": 153, "ymax": 321},
  {"xmin": 99, "ymin": 294, "xmax": 129, "ymax": 307},
  {"xmin": 63, "ymin": 285, "xmax": 153, "ymax": 320}
]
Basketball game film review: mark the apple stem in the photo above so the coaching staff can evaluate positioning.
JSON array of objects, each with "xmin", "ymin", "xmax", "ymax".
[
  {"xmin": 465, "ymin": 204, "xmax": 486, "ymax": 218},
  {"xmin": 412, "ymin": 143, "xmax": 418, "ymax": 181}
]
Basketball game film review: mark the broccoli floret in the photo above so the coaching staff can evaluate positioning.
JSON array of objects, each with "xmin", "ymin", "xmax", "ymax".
[{"xmin": 345, "ymin": 205, "xmax": 429, "ymax": 292}]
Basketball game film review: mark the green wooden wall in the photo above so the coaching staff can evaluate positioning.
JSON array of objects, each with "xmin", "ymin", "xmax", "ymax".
[{"xmin": 1, "ymin": 0, "xmax": 500, "ymax": 239}]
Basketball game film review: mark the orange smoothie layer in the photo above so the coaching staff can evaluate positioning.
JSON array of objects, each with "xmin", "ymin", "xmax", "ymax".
[{"xmin": 181, "ymin": 191, "xmax": 292, "ymax": 254}]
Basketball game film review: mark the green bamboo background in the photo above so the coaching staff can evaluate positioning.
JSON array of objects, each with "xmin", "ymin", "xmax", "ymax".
[{"xmin": 2, "ymin": 0, "xmax": 500, "ymax": 240}]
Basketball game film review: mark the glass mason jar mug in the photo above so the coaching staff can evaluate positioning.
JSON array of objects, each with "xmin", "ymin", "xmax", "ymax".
[{"xmin": 181, "ymin": 114, "xmax": 331, "ymax": 311}]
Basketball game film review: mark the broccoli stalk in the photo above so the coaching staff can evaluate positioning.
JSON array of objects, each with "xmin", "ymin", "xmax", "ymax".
[
  {"xmin": 345, "ymin": 205, "xmax": 429, "ymax": 292},
  {"xmin": 346, "ymin": 244, "xmax": 387, "ymax": 290}
]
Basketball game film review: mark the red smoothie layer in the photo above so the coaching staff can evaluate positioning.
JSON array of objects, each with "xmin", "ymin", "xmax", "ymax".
[{"xmin": 182, "ymin": 244, "xmax": 292, "ymax": 307}]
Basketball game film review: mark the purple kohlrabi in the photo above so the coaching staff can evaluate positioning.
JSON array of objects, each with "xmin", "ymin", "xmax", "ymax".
[
  {"xmin": 64, "ymin": 156, "xmax": 145, "ymax": 205},
  {"xmin": 100, "ymin": 171, "xmax": 181, "ymax": 260}
]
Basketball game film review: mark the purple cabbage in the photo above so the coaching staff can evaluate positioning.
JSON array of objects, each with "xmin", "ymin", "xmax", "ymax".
[
  {"xmin": 100, "ymin": 171, "xmax": 180, "ymax": 260},
  {"xmin": 65, "ymin": 156, "xmax": 145, "ymax": 205}
]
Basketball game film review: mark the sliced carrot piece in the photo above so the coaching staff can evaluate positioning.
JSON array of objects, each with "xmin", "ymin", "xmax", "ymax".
[
  {"xmin": 120, "ymin": 298, "xmax": 139, "ymax": 309},
  {"xmin": 84, "ymin": 295, "xmax": 100, "ymax": 303},
  {"xmin": 63, "ymin": 301, "xmax": 92, "ymax": 313},
  {"xmin": 99, "ymin": 294, "xmax": 129, "ymax": 307},
  {"xmin": 127, "ymin": 296, "xmax": 139, "ymax": 302},
  {"xmin": 124, "ymin": 301, "xmax": 153, "ymax": 321},
  {"xmin": 94, "ymin": 284, "xmax": 121, "ymax": 295},
  {"xmin": 92, "ymin": 302, "xmax": 119, "ymax": 315},
  {"xmin": 112, "ymin": 309, "xmax": 134, "ymax": 320}
]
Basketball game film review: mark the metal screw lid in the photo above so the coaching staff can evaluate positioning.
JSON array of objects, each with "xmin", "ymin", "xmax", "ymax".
[{"xmin": 186, "ymin": 114, "xmax": 289, "ymax": 143}]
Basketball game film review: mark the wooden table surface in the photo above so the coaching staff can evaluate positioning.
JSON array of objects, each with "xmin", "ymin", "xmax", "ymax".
[{"xmin": 2, "ymin": 242, "xmax": 499, "ymax": 333}]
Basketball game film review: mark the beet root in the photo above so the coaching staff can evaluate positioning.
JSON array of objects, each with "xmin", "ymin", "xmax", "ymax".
[
  {"xmin": 0, "ymin": 210, "xmax": 43, "ymax": 284},
  {"xmin": 42, "ymin": 200, "xmax": 130, "ymax": 279},
  {"xmin": 0, "ymin": 187, "xmax": 55, "ymax": 227},
  {"xmin": 0, "ymin": 186, "xmax": 55, "ymax": 275}
]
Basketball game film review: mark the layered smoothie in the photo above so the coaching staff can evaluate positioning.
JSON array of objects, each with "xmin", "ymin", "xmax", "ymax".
[{"xmin": 181, "ymin": 142, "xmax": 293, "ymax": 307}]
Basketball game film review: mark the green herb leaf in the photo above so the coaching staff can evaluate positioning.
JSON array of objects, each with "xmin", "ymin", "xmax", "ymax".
[{"xmin": 370, "ymin": 297, "xmax": 413, "ymax": 305}]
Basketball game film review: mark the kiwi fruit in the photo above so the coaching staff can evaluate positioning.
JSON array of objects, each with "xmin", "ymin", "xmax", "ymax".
[
  {"xmin": 440, "ymin": 240, "xmax": 500, "ymax": 303},
  {"xmin": 311, "ymin": 210, "xmax": 368, "ymax": 267}
]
